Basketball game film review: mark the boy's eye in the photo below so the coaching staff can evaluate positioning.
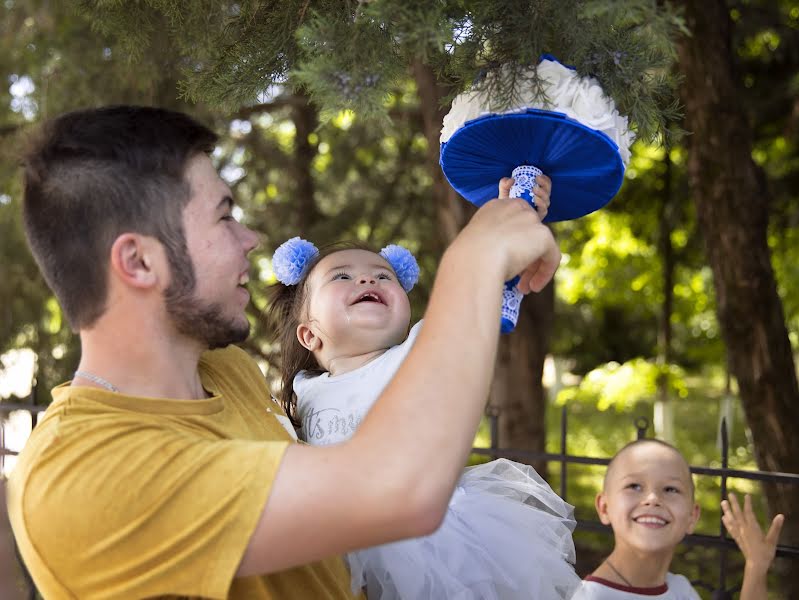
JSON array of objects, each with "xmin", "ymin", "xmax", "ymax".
[
  {"xmin": 332, "ymin": 272, "xmax": 351, "ymax": 281},
  {"xmin": 377, "ymin": 273, "xmax": 392, "ymax": 280},
  {"xmin": 665, "ymin": 486, "xmax": 681, "ymax": 494},
  {"xmin": 221, "ymin": 214, "xmax": 236, "ymax": 222},
  {"xmin": 626, "ymin": 483, "xmax": 641, "ymax": 491}
]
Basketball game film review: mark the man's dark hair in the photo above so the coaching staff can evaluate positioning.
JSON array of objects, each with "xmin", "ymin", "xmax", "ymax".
[{"xmin": 21, "ymin": 105, "xmax": 218, "ymax": 330}]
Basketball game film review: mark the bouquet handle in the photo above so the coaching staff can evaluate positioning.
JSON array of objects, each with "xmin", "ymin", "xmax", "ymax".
[{"xmin": 501, "ymin": 165, "xmax": 543, "ymax": 334}]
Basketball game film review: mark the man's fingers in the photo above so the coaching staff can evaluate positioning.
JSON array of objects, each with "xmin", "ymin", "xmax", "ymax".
[
  {"xmin": 499, "ymin": 177, "xmax": 514, "ymax": 198},
  {"xmin": 765, "ymin": 514, "xmax": 785, "ymax": 546}
]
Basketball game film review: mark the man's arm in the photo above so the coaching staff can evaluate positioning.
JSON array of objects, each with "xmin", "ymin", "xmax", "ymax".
[
  {"xmin": 721, "ymin": 493, "xmax": 784, "ymax": 600},
  {"xmin": 238, "ymin": 190, "xmax": 560, "ymax": 576}
]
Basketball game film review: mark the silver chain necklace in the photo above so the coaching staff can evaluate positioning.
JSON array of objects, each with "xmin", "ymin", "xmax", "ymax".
[
  {"xmin": 605, "ymin": 558, "xmax": 634, "ymax": 587},
  {"xmin": 73, "ymin": 370, "xmax": 119, "ymax": 392}
]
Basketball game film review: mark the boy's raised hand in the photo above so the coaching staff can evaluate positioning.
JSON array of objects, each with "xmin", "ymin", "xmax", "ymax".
[{"xmin": 721, "ymin": 493, "xmax": 784, "ymax": 575}]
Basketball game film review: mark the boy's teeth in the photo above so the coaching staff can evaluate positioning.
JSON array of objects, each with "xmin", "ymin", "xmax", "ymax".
[
  {"xmin": 239, "ymin": 274, "xmax": 249, "ymax": 285},
  {"xmin": 635, "ymin": 516, "xmax": 667, "ymax": 525}
]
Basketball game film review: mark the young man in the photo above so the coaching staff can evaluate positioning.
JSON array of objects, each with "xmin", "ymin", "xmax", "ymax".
[
  {"xmin": 7, "ymin": 105, "xmax": 561, "ymax": 598},
  {"xmin": 572, "ymin": 439, "xmax": 783, "ymax": 599}
]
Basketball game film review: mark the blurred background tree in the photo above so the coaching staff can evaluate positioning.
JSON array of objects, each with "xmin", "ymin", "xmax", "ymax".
[{"xmin": 1, "ymin": 0, "xmax": 798, "ymax": 596}]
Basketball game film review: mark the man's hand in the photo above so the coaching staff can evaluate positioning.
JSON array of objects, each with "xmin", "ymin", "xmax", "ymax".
[{"xmin": 454, "ymin": 177, "xmax": 560, "ymax": 294}]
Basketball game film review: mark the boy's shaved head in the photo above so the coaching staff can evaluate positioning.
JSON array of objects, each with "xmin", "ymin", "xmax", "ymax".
[{"xmin": 604, "ymin": 439, "xmax": 695, "ymax": 498}]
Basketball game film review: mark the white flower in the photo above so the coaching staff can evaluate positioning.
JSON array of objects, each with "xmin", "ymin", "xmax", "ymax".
[{"xmin": 440, "ymin": 58, "xmax": 634, "ymax": 165}]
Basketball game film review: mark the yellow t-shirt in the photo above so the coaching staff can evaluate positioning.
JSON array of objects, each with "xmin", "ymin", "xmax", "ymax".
[{"xmin": 7, "ymin": 345, "xmax": 361, "ymax": 599}]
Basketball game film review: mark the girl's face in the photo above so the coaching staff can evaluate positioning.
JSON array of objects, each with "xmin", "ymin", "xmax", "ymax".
[{"xmin": 298, "ymin": 249, "xmax": 411, "ymax": 363}]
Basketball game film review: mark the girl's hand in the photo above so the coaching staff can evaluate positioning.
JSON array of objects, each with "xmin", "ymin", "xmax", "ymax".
[
  {"xmin": 721, "ymin": 493, "xmax": 784, "ymax": 575},
  {"xmin": 532, "ymin": 174, "xmax": 552, "ymax": 221},
  {"xmin": 498, "ymin": 175, "xmax": 553, "ymax": 222}
]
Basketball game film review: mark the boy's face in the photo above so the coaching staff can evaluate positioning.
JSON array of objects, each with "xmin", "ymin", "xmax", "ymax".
[
  {"xmin": 300, "ymin": 249, "xmax": 411, "ymax": 360},
  {"xmin": 596, "ymin": 442, "xmax": 700, "ymax": 556}
]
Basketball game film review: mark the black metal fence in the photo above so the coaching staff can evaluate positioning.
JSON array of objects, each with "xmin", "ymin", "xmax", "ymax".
[
  {"xmin": 475, "ymin": 405, "xmax": 799, "ymax": 599},
  {"xmin": 3, "ymin": 401, "xmax": 798, "ymax": 599}
]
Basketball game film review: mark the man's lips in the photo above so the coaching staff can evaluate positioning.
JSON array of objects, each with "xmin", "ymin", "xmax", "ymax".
[{"xmin": 238, "ymin": 265, "xmax": 250, "ymax": 286}]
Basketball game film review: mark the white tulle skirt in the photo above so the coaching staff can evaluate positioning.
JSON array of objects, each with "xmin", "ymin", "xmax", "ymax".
[{"xmin": 347, "ymin": 458, "xmax": 580, "ymax": 599}]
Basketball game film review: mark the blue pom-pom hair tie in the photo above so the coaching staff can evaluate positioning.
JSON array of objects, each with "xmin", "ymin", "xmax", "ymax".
[
  {"xmin": 272, "ymin": 237, "xmax": 320, "ymax": 286},
  {"xmin": 272, "ymin": 237, "xmax": 420, "ymax": 293},
  {"xmin": 379, "ymin": 244, "xmax": 419, "ymax": 292}
]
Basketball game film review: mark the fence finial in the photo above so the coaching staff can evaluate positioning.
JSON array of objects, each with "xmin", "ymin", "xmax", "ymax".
[{"xmin": 635, "ymin": 417, "xmax": 649, "ymax": 440}]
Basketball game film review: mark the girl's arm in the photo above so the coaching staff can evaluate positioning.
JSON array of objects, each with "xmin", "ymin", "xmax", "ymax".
[{"xmin": 721, "ymin": 493, "xmax": 784, "ymax": 600}]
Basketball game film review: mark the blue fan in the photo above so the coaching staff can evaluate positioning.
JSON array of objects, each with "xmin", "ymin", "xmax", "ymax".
[{"xmin": 440, "ymin": 108, "xmax": 625, "ymax": 332}]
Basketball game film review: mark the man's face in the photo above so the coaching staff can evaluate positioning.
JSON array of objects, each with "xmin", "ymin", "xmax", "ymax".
[
  {"xmin": 164, "ymin": 154, "xmax": 259, "ymax": 349},
  {"xmin": 596, "ymin": 442, "xmax": 700, "ymax": 556}
]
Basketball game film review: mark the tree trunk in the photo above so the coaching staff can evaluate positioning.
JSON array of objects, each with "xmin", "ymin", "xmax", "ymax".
[
  {"xmin": 655, "ymin": 154, "xmax": 675, "ymax": 443},
  {"xmin": 412, "ymin": 60, "xmax": 552, "ymax": 468},
  {"xmin": 411, "ymin": 60, "xmax": 472, "ymax": 248},
  {"xmin": 676, "ymin": 2, "xmax": 799, "ymax": 595},
  {"xmin": 489, "ymin": 283, "xmax": 554, "ymax": 475},
  {"xmin": 290, "ymin": 91, "xmax": 320, "ymax": 234}
]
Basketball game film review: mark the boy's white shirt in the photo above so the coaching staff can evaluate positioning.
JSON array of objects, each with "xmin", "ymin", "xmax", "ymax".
[
  {"xmin": 294, "ymin": 321, "xmax": 423, "ymax": 446},
  {"xmin": 570, "ymin": 573, "xmax": 701, "ymax": 600}
]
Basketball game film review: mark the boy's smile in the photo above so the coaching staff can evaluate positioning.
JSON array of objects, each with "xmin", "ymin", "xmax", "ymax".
[{"xmin": 596, "ymin": 441, "xmax": 700, "ymax": 556}]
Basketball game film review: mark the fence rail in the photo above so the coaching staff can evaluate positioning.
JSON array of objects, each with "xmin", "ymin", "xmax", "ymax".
[
  {"xmin": 3, "ymin": 401, "xmax": 798, "ymax": 599},
  {"xmin": 479, "ymin": 405, "xmax": 799, "ymax": 598}
]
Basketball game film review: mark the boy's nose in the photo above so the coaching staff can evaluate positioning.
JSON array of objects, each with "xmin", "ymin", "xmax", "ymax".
[
  {"xmin": 643, "ymin": 491, "xmax": 662, "ymax": 505},
  {"xmin": 358, "ymin": 275, "xmax": 376, "ymax": 284}
]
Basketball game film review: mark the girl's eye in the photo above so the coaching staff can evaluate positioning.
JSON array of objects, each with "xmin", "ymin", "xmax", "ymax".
[
  {"xmin": 332, "ymin": 272, "xmax": 351, "ymax": 281},
  {"xmin": 626, "ymin": 483, "xmax": 641, "ymax": 491},
  {"xmin": 665, "ymin": 486, "xmax": 680, "ymax": 494},
  {"xmin": 377, "ymin": 273, "xmax": 392, "ymax": 280}
]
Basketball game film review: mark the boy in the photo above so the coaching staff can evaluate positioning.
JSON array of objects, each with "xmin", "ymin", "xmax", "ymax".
[{"xmin": 572, "ymin": 439, "xmax": 784, "ymax": 599}]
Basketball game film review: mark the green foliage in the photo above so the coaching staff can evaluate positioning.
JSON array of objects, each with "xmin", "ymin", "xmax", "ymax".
[
  {"xmin": 293, "ymin": 11, "xmax": 405, "ymax": 121},
  {"xmin": 556, "ymin": 357, "xmax": 688, "ymax": 411},
  {"xmin": 75, "ymin": 1, "xmax": 685, "ymax": 140}
]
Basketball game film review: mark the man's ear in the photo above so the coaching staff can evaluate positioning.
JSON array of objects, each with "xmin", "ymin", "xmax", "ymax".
[
  {"xmin": 297, "ymin": 322, "xmax": 321, "ymax": 353},
  {"xmin": 595, "ymin": 492, "xmax": 612, "ymax": 525},
  {"xmin": 109, "ymin": 234, "xmax": 161, "ymax": 289},
  {"xmin": 686, "ymin": 502, "xmax": 701, "ymax": 535}
]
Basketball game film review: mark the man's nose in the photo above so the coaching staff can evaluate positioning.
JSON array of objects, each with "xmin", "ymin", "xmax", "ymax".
[{"xmin": 240, "ymin": 224, "xmax": 260, "ymax": 253}]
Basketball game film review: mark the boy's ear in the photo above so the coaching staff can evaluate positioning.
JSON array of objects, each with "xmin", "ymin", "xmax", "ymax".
[
  {"xmin": 109, "ymin": 234, "xmax": 161, "ymax": 289},
  {"xmin": 686, "ymin": 502, "xmax": 701, "ymax": 534},
  {"xmin": 595, "ymin": 492, "xmax": 611, "ymax": 525},
  {"xmin": 297, "ymin": 322, "xmax": 321, "ymax": 353}
]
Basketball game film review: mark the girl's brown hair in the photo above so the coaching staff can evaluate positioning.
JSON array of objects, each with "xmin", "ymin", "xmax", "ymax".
[{"xmin": 266, "ymin": 240, "xmax": 380, "ymax": 428}]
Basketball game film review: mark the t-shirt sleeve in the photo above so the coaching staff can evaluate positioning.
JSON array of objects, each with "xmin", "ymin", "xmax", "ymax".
[{"xmin": 19, "ymin": 418, "xmax": 289, "ymax": 599}]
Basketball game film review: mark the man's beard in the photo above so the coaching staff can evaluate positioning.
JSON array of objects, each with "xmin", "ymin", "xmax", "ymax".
[{"xmin": 163, "ymin": 249, "xmax": 250, "ymax": 349}]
